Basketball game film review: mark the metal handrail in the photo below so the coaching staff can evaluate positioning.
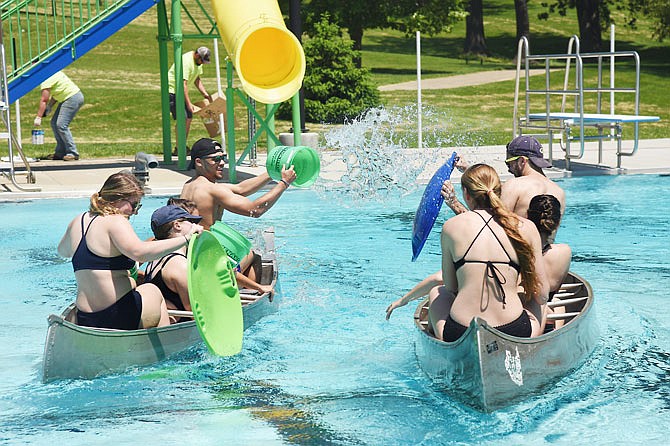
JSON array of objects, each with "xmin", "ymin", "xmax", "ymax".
[
  {"xmin": 513, "ymin": 34, "xmax": 645, "ymax": 169},
  {"xmin": 0, "ymin": 19, "xmax": 40, "ymax": 192},
  {"xmin": 1, "ymin": 0, "xmax": 130, "ymax": 83}
]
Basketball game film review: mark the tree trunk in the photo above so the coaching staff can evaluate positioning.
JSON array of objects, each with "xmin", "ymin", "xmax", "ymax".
[
  {"xmin": 514, "ymin": 0, "xmax": 530, "ymax": 41},
  {"xmin": 575, "ymin": 0, "xmax": 602, "ymax": 52},
  {"xmin": 464, "ymin": 0, "xmax": 489, "ymax": 55},
  {"xmin": 348, "ymin": 22, "xmax": 364, "ymax": 68}
]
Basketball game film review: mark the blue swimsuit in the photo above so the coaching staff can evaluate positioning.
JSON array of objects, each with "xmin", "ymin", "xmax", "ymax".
[{"xmin": 73, "ymin": 214, "xmax": 142, "ymax": 330}]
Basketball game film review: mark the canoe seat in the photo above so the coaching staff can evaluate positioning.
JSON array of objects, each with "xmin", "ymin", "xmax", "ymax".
[
  {"xmin": 548, "ymin": 296, "xmax": 588, "ymax": 308},
  {"xmin": 546, "ymin": 312, "xmax": 580, "ymax": 320}
]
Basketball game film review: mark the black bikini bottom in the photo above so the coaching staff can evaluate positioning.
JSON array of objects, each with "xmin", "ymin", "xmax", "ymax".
[
  {"xmin": 76, "ymin": 289, "xmax": 143, "ymax": 330},
  {"xmin": 442, "ymin": 311, "xmax": 531, "ymax": 342}
]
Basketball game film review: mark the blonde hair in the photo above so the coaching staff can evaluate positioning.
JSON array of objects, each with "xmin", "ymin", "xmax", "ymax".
[
  {"xmin": 461, "ymin": 164, "xmax": 539, "ymax": 302},
  {"xmin": 89, "ymin": 172, "xmax": 144, "ymax": 216}
]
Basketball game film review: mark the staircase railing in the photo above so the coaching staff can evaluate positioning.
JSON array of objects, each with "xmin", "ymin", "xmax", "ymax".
[{"xmin": 1, "ymin": 0, "xmax": 134, "ymax": 84}]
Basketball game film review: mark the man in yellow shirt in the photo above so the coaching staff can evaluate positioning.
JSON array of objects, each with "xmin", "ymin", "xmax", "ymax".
[
  {"xmin": 35, "ymin": 71, "xmax": 84, "ymax": 161},
  {"xmin": 168, "ymin": 47, "xmax": 213, "ymax": 149}
]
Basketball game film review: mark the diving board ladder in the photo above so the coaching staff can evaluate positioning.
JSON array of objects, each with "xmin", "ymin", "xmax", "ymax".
[
  {"xmin": 0, "ymin": 20, "xmax": 39, "ymax": 192},
  {"xmin": 512, "ymin": 36, "xmax": 660, "ymax": 170}
]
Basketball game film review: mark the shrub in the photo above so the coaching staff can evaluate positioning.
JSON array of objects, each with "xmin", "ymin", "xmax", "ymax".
[{"xmin": 279, "ymin": 15, "xmax": 380, "ymax": 124}]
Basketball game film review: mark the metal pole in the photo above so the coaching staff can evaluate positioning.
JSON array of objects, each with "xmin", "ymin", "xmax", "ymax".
[
  {"xmin": 416, "ymin": 31, "xmax": 422, "ymax": 150},
  {"xmin": 610, "ymin": 24, "xmax": 615, "ymax": 137},
  {"xmin": 288, "ymin": 0, "xmax": 307, "ymax": 132},
  {"xmin": 213, "ymin": 38, "xmax": 225, "ymax": 150},
  {"xmin": 157, "ymin": 0, "xmax": 172, "ymax": 161},
  {"xmin": 171, "ymin": 0, "xmax": 186, "ymax": 169}
]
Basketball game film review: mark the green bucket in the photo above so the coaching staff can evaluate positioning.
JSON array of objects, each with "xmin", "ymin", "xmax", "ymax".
[
  {"xmin": 210, "ymin": 221, "xmax": 252, "ymax": 264},
  {"xmin": 266, "ymin": 145, "xmax": 320, "ymax": 188}
]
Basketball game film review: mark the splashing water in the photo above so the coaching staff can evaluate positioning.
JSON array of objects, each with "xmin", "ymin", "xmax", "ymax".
[{"xmin": 315, "ymin": 105, "xmax": 486, "ymax": 205}]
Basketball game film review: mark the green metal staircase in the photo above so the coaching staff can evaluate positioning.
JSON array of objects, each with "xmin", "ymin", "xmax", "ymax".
[{"xmin": 2, "ymin": 0, "xmax": 161, "ymax": 103}]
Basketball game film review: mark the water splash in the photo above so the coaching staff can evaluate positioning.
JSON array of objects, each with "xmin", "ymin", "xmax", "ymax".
[{"xmin": 315, "ymin": 105, "xmax": 485, "ymax": 205}]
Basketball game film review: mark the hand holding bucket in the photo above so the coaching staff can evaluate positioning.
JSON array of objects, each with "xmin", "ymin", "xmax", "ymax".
[{"xmin": 266, "ymin": 146, "xmax": 320, "ymax": 188}]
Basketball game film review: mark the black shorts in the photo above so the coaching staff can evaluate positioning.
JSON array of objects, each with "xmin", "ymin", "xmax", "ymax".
[
  {"xmin": 169, "ymin": 93, "xmax": 193, "ymax": 120},
  {"xmin": 76, "ymin": 289, "xmax": 143, "ymax": 330}
]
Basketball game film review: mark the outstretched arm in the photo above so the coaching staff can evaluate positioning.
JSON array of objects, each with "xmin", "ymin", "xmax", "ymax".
[{"xmin": 386, "ymin": 271, "xmax": 443, "ymax": 320}]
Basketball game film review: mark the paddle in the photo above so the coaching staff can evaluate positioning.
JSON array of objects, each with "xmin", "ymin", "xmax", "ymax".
[
  {"xmin": 411, "ymin": 152, "xmax": 458, "ymax": 261},
  {"xmin": 187, "ymin": 231, "xmax": 244, "ymax": 356}
]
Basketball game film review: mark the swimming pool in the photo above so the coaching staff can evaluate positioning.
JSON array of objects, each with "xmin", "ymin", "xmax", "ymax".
[{"xmin": 1, "ymin": 173, "xmax": 669, "ymax": 445}]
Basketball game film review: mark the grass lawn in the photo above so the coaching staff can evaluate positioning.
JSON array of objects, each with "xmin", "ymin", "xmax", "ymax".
[{"xmin": 13, "ymin": 0, "xmax": 669, "ymax": 160}]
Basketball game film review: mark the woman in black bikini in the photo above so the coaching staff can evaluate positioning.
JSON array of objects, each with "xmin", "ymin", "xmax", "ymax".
[
  {"xmin": 429, "ymin": 164, "xmax": 548, "ymax": 340},
  {"xmin": 145, "ymin": 204, "xmax": 203, "ymax": 321},
  {"xmin": 57, "ymin": 172, "xmax": 202, "ymax": 330}
]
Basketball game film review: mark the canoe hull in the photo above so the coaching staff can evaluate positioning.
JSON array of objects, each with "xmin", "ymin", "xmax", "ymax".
[
  {"xmin": 414, "ymin": 272, "xmax": 598, "ymax": 411},
  {"xmin": 42, "ymin": 228, "xmax": 279, "ymax": 383}
]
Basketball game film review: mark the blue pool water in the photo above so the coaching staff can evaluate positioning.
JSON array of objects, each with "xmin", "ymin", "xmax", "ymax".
[{"xmin": 1, "ymin": 174, "xmax": 669, "ymax": 445}]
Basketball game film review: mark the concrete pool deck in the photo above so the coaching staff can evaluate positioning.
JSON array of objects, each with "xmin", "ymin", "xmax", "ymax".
[{"xmin": 1, "ymin": 138, "xmax": 669, "ymax": 199}]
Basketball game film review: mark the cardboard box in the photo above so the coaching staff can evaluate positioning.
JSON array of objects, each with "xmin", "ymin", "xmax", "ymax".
[
  {"xmin": 194, "ymin": 93, "xmax": 228, "ymax": 137},
  {"xmin": 202, "ymin": 118, "xmax": 221, "ymax": 137},
  {"xmin": 193, "ymin": 93, "xmax": 227, "ymax": 120}
]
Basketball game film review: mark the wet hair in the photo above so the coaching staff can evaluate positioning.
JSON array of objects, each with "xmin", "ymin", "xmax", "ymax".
[
  {"xmin": 167, "ymin": 197, "xmax": 198, "ymax": 215},
  {"xmin": 527, "ymin": 194, "xmax": 561, "ymax": 236},
  {"xmin": 460, "ymin": 164, "xmax": 539, "ymax": 301},
  {"xmin": 89, "ymin": 172, "xmax": 144, "ymax": 216}
]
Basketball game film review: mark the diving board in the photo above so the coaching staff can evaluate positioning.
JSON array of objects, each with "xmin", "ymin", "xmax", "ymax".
[
  {"xmin": 513, "ymin": 35, "xmax": 661, "ymax": 170},
  {"xmin": 526, "ymin": 113, "xmax": 660, "ymax": 124}
]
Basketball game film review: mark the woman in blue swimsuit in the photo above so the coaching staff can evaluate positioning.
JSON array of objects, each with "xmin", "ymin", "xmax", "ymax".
[{"xmin": 57, "ymin": 172, "xmax": 202, "ymax": 330}]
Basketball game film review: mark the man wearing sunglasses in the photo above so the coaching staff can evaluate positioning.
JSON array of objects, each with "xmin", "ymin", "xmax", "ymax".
[
  {"xmin": 180, "ymin": 138, "xmax": 296, "ymax": 295},
  {"xmin": 443, "ymin": 136, "xmax": 565, "ymax": 240}
]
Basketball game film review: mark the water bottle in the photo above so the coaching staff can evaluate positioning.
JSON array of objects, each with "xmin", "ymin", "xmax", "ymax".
[{"xmin": 31, "ymin": 129, "xmax": 44, "ymax": 145}]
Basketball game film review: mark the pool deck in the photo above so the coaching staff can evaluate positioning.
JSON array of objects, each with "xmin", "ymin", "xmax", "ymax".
[{"xmin": 1, "ymin": 138, "xmax": 669, "ymax": 199}]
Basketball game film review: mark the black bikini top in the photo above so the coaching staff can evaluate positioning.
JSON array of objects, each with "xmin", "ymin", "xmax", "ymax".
[
  {"xmin": 72, "ymin": 213, "xmax": 135, "ymax": 272},
  {"xmin": 453, "ymin": 211, "xmax": 521, "ymax": 305},
  {"xmin": 145, "ymin": 253, "xmax": 187, "ymax": 310}
]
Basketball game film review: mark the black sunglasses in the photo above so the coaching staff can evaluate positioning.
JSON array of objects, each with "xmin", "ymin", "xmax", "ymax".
[{"xmin": 204, "ymin": 155, "xmax": 226, "ymax": 163}]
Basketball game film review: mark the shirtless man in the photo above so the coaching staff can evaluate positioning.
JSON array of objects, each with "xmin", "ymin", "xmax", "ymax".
[
  {"xmin": 180, "ymin": 138, "xmax": 296, "ymax": 228},
  {"xmin": 444, "ymin": 136, "xmax": 565, "ymax": 241},
  {"xmin": 180, "ymin": 137, "xmax": 296, "ymax": 294}
]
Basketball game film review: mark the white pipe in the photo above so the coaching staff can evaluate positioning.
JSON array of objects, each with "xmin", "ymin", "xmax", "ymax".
[
  {"xmin": 213, "ymin": 38, "xmax": 225, "ymax": 148},
  {"xmin": 416, "ymin": 31, "xmax": 422, "ymax": 150},
  {"xmin": 610, "ymin": 25, "xmax": 615, "ymax": 115},
  {"xmin": 14, "ymin": 99, "xmax": 21, "ymax": 148}
]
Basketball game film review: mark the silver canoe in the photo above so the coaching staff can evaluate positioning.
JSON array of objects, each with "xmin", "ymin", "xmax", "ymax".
[
  {"xmin": 42, "ymin": 227, "xmax": 280, "ymax": 383},
  {"xmin": 413, "ymin": 271, "xmax": 598, "ymax": 412}
]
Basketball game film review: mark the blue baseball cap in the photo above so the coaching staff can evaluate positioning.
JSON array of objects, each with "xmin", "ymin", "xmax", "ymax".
[
  {"xmin": 151, "ymin": 205, "xmax": 202, "ymax": 234},
  {"xmin": 506, "ymin": 136, "xmax": 552, "ymax": 168}
]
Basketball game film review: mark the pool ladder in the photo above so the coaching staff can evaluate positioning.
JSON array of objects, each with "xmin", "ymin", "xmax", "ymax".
[{"xmin": 0, "ymin": 20, "xmax": 40, "ymax": 192}]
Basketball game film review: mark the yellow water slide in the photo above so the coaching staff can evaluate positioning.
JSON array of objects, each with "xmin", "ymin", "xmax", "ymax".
[{"xmin": 212, "ymin": 0, "xmax": 306, "ymax": 104}]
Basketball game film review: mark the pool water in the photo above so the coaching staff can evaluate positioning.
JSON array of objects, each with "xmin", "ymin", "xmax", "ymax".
[{"xmin": 1, "ymin": 174, "xmax": 669, "ymax": 445}]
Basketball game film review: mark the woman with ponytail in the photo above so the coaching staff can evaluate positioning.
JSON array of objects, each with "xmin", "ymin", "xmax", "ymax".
[
  {"xmin": 427, "ymin": 164, "xmax": 548, "ymax": 340},
  {"xmin": 58, "ymin": 172, "xmax": 202, "ymax": 330}
]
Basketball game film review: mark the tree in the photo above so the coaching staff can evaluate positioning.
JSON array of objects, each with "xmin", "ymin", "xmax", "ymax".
[
  {"xmin": 621, "ymin": 0, "xmax": 670, "ymax": 41},
  {"xmin": 278, "ymin": 16, "xmax": 380, "ymax": 124},
  {"xmin": 464, "ymin": 0, "xmax": 489, "ymax": 55},
  {"xmin": 539, "ymin": 0, "xmax": 606, "ymax": 52},
  {"xmin": 305, "ymin": 0, "xmax": 466, "ymax": 67},
  {"xmin": 514, "ymin": 0, "xmax": 530, "ymax": 42}
]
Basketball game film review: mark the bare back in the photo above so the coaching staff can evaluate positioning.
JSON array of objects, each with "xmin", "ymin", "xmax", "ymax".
[
  {"xmin": 441, "ymin": 211, "xmax": 529, "ymax": 327},
  {"xmin": 501, "ymin": 173, "xmax": 565, "ymax": 219}
]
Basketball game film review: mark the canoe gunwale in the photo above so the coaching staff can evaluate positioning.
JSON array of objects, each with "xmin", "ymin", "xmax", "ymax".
[
  {"xmin": 412, "ymin": 271, "xmax": 598, "ymax": 411},
  {"xmin": 42, "ymin": 227, "xmax": 279, "ymax": 383}
]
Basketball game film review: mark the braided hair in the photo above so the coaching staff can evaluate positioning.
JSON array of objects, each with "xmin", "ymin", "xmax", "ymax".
[
  {"xmin": 460, "ymin": 164, "xmax": 539, "ymax": 302},
  {"xmin": 527, "ymin": 194, "xmax": 561, "ymax": 237}
]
